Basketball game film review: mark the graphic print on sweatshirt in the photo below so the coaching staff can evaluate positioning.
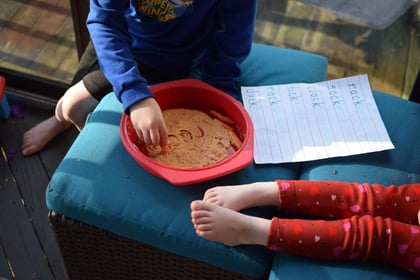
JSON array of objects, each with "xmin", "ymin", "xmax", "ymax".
[{"xmin": 137, "ymin": 0, "xmax": 194, "ymax": 22}]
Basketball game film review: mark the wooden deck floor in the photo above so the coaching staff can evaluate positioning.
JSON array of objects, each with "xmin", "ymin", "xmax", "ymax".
[
  {"xmin": 0, "ymin": 1, "xmax": 419, "ymax": 279},
  {"xmin": 0, "ymin": 0, "xmax": 78, "ymax": 85},
  {"xmin": 1, "ymin": 106, "xmax": 77, "ymax": 280}
]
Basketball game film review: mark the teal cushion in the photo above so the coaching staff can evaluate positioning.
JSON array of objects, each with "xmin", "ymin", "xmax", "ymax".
[
  {"xmin": 269, "ymin": 91, "xmax": 419, "ymax": 280},
  {"xmin": 46, "ymin": 93, "xmax": 297, "ymax": 279},
  {"xmin": 46, "ymin": 45, "xmax": 328, "ymax": 278},
  {"xmin": 269, "ymin": 254, "xmax": 417, "ymax": 280},
  {"xmin": 240, "ymin": 44, "xmax": 328, "ymax": 87}
]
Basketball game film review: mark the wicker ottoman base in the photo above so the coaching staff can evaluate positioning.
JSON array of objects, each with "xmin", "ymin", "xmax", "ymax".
[{"xmin": 49, "ymin": 212, "xmax": 259, "ymax": 280}]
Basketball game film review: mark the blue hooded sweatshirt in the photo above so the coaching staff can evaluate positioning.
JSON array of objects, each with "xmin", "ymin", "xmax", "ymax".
[{"xmin": 87, "ymin": 0, "xmax": 257, "ymax": 113}]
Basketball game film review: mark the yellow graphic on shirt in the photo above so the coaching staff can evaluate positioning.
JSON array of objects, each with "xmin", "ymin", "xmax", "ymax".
[{"xmin": 137, "ymin": 0, "xmax": 194, "ymax": 22}]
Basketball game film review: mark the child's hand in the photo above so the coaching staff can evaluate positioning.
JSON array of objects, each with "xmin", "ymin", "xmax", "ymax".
[{"xmin": 129, "ymin": 97, "xmax": 168, "ymax": 147}]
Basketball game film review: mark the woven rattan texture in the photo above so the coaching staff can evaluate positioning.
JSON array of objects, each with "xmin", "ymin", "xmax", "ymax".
[{"xmin": 49, "ymin": 212, "xmax": 260, "ymax": 280}]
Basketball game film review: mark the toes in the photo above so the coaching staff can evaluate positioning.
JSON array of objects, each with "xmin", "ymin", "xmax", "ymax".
[
  {"xmin": 190, "ymin": 200, "xmax": 204, "ymax": 210},
  {"xmin": 196, "ymin": 222, "xmax": 212, "ymax": 231},
  {"xmin": 204, "ymin": 197, "xmax": 217, "ymax": 204}
]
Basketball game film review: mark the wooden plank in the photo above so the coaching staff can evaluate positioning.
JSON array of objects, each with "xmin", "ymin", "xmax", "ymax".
[
  {"xmin": 0, "ymin": 2, "xmax": 45, "ymax": 60},
  {"xmin": 276, "ymin": 2, "xmax": 315, "ymax": 49},
  {"xmin": 0, "ymin": 0, "xmax": 74, "ymax": 83},
  {"xmin": 31, "ymin": 15, "xmax": 78, "ymax": 84},
  {"xmin": 0, "ymin": 238, "xmax": 13, "ymax": 280},
  {"xmin": 40, "ymin": 125, "xmax": 78, "ymax": 178},
  {"xmin": 49, "ymin": 16, "xmax": 79, "ymax": 81},
  {"xmin": 369, "ymin": 16, "xmax": 409, "ymax": 97},
  {"xmin": 21, "ymin": 104, "xmax": 78, "ymax": 177},
  {"xmin": 0, "ymin": 106, "xmax": 67, "ymax": 280},
  {"xmin": 4, "ymin": 0, "xmax": 70, "ymax": 56},
  {"xmin": 0, "ymin": 124, "xmax": 54, "ymax": 280},
  {"xmin": 0, "ymin": 0, "xmax": 27, "ymax": 24},
  {"xmin": 28, "ymin": 0, "xmax": 76, "ymax": 83}
]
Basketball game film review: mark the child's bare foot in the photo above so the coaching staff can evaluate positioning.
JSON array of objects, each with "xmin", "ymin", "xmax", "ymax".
[
  {"xmin": 190, "ymin": 200, "xmax": 270, "ymax": 246},
  {"xmin": 203, "ymin": 182, "xmax": 279, "ymax": 211},
  {"xmin": 21, "ymin": 116, "xmax": 70, "ymax": 156}
]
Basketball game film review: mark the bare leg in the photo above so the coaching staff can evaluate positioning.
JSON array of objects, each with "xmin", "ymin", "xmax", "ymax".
[
  {"xmin": 190, "ymin": 200, "xmax": 271, "ymax": 246},
  {"xmin": 55, "ymin": 81, "xmax": 99, "ymax": 131},
  {"xmin": 21, "ymin": 81, "xmax": 98, "ymax": 156},
  {"xmin": 202, "ymin": 182, "xmax": 280, "ymax": 211}
]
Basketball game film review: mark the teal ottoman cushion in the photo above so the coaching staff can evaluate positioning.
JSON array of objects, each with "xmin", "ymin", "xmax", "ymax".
[
  {"xmin": 269, "ymin": 91, "xmax": 419, "ymax": 280},
  {"xmin": 269, "ymin": 254, "xmax": 417, "ymax": 280},
  {"xmin": 46, "ymin": 44, "xmax": 328, "ymax": 278},
  {"xmin": 47, "ymin": 93, "xmax": 280, "ymax": 278},
  {"xmin": 240, "ymin": 44, "xmax": 328, "ymax": 87}
]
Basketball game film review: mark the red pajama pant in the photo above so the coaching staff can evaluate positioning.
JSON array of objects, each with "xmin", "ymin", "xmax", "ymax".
[{"xmin": 267, "ymin": 180, "xmax": 420, "ymax": 276}]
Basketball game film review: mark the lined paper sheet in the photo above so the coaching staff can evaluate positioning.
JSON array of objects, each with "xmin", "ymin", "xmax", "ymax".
[{"xmin": 241, "ymin": 74, "xmax": 395, "ymax": 164}]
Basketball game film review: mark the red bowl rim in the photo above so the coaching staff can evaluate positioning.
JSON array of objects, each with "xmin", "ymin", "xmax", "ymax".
[{"xmin": 120, "ymin": 79, "xmax": 254, "ymax": 186}]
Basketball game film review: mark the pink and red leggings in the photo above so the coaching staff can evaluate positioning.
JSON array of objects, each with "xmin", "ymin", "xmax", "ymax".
[{"xmin": 267, "ymin": 180, "xmax": 420, "ymax": 276}]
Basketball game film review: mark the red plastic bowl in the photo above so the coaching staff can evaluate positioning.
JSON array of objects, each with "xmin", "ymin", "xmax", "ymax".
[{"xmin": 120, "ymin": 79, "xmax": 254, "ymax": 186}]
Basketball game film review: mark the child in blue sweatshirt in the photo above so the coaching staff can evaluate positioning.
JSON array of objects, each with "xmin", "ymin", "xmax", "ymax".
[{"xmin": 21, "ymin": 0, "xmax": 258, "ymax": 156}]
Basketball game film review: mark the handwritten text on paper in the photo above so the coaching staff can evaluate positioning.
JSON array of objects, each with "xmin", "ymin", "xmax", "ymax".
[{"xmin": 241, "ymin": 74, "xmax": 395, "ymax": 164}]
